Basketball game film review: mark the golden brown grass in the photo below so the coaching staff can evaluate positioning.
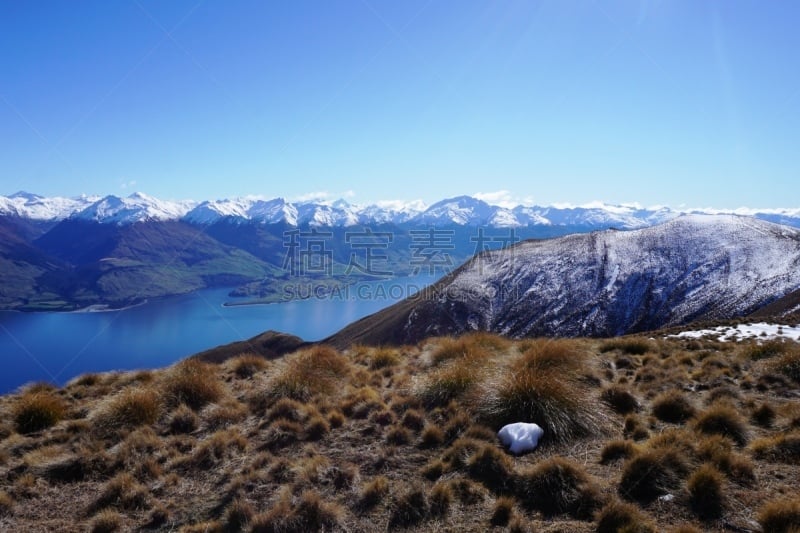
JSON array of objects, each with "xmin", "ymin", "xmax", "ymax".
[
  {"xmin": 758, "ymin": 498, "xmax": 800, "ymax": 533},
  {"xmin": 651, "ymin": 390, "xmax": 696, "ymax": 423},
  {"xmin": 770, "ymin": 347, "xmax": 800, "ymax": 382},
  {"xmin": 91, "ymin": 386, "xmax": 162, "ymax": 434},
  {"xmin": 160, "ymin": 359, "xmax": 223, "ymax": 410},
  {"xmin": 618, "ymin": 447, "xmax": 691, "ymax": 503},
  {"xmin": 477, "ymin": 340, "xmax": 609, "ymax": 444},
  {"xmin": 514, "ymin": 456, "xmax": 603, "ymax": 519},
  {"xmin": 267, "ymin": 346, "xmax": 350, "ymax": 401},
  {"xmin": 595, "ymin": 499, "xmax": 655, "ymax": 533},
  {"xmin": 0, "ymin": 490, "xmax": 13, "ymax": 517},
  {"xmin": 358, "ymin": 475, "xmax": 390, "ymax": 510},
  {"xmin": 693, "ymin": 403, "xmax": 749, "ymax": 446},
  {"xmin": 687, "ymin": 464, "xmax": 725, "ymax": 520},
  {"xmin": 601, "ymin": 385, "xmax": 640, "ymax": 414},
  {"xmin": 12, "ymin": 390, "xmax": 66, "ymax": 434},
  {"xmin": 89, "ymin": 509, "xmax": 123, "ymax": 533},
  {"xmin": 750, "ymin": 431, "xmax": 800, "ymax": 463},
  {"xmin": 600, "ymin": 439, "xmax": 640, "ymax": 464},
  {"xmin": 599, "ymin": 337, "xmax": 653, "ymax": 355},
  {"xmin": 229, "ymin": 353, "xmax": 268, "ymax": 379},
  {"xmin": 0, "ymin": 333, "xmax": 797, "ymax": 532},
  {"xmin": 490, "ymin": 495, "xmax": 516, "ymax": 526},
  {"xmin": 389, "ymin": 484, "xmax": 429, "ymax": 528}
]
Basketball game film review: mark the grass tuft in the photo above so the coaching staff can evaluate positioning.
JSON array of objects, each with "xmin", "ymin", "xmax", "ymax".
[
  {"xmin": 477, "ymin": 341, "xmax": 607, "ymax": 444},
  {"xmin": 0, "ymin": 491, "xmax": 13, "ymax": 517},
  {"xmin": 429, "ymin": 482, "xmax": 453, "ymax": 517},
  {"xmin": 743, "ymin": 338, "xmax": 791, "ymax": 360},
  {"xmin": 758, "ymin": 498, "xmax": 800, "ymax": 533},
  {"xmin": 90, "ymin": 473, "xmax": 149, "ymax": 513},
  {"xmin": 687, "ymin": 464, "xmax": 725, "ymax": 520},
  {"xmin": 358, "ymin": 476, "xmax": 389, "ymax": 510},
  {"xmin": 600, "ymin": 440, "xmax": 639, "ymax": 465},
  {"xmin": 92, "ymin": 387, "xmax": 161, "ymax": 434},
  {"xmin": 466, "ymin": 443, "xmax": 514, "ymax": 493},
  {"xmin": 599, "ymin": 338, "xmax": 652, "ymax": 355},
  {"xmin": 418, "ymin": 424, "xmax": 445, "ymax": 449},
  {"xmin": 13, "ymin": 390, "xmax": 66, "ymax": 434},
  {"xmin": 389, "ymin": 485, "xmax": 429, "ymax": 528},
  {"xmin": 268, "ymin": 346, "xmax": 350, "ymax": 401},
  {"xmin": 490, "ymin": 496, "xmax": 516, "ymax": 526},
  {"xmin": 89, "ymin": 509, "xmax": 123, "ymax": 533},
  {"xmin": 224, "ymin": 497, "xmax": 254, "ymax": 531},
  {"xmin": 618, "ymin": 448, "xmax": 690, "ymax": 503},
  {"xmin": 252, "ymin": 489, "xmax": 342, "ymax": 533},
  {"xmin": 168, "ymin": 403, "xmax": 199, "ymax": 434},
  {"xmin": 752, "ymin": 402, "xmax": 776, "ymax": 427},
  {"xmin": 651, "ymin": 390, "xmax": 696, "ymax": 423},
  {"xmin": 601, "ymin": 385, "xmax": 640, "ymax": 414},
  {"xmin": 230, "ymin": 353, "xmax": 268, "ymax": 379},
  {"xmin": 750, "ymin": 431, "xmax": 800, "ymax": 463},
  {"xmin": 161, "ymin": 359, "xmax": 223, "ymax": 410},
  {"xmin": 693, "ymin": 404, "xmax": 749, "ymax": 446},
  {"xmin": 368, "ymin": 347, "xmax": 401, "ymax": 369},
  {"xmin": 595, "ymin": 499, "xmax": 655, "ymax": 533},
  {"xmin": 770, "ymin": 347, "xmax": 800, "ymax": 382},
  {"xmin": 513, "ymin": 456, "xmax": 603, "ymax": 519}
]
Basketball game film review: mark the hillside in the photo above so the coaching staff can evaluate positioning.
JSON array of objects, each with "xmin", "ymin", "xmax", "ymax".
[
  {"xmin": 0, "ymin": 334, "xmax": 798, "ymax": 531},
  {"xmin": 324, "ymin": 215, "xmax": 800, "ymax": 347},
  {"xmin": 21, "ymin": 220, "xmax": 277, "ymax": 310}
]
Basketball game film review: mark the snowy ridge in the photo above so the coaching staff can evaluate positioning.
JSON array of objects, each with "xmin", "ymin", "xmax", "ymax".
[
  {"xmin": 403, "ymin": 214, "xmax": 800, "ymax": 338},
  {"xmin": 73, "ymin": 192, "xmax": 196, "ymax": 224},
  {"xmin": 2, "ymin": 191, "xmax": 800, "ymax": 229},
  {"xmin": 0, "ymin": 191, "xmax": 100, "ymax": 221}
]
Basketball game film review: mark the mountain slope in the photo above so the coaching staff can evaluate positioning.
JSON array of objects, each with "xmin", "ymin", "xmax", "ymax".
[
  {"xmin": 325, "ymin": 215, "xmax": 800, "ymax": 345},
  {"xmin": 0, "ymin": 216, "xmax": 67, "ymax": 308},
  {"xmin": 34, "ymin": 220, "xmax": 277, "ymax": 307}
]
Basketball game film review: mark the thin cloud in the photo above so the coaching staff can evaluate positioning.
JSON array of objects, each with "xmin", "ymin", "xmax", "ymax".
[
  {"xmin": 293, "ymin": 191, "xmax": 330, "ymax": 203},
  {"xmin": 473, "ymin": 190, "xmax": 536, "ymax": 209}
]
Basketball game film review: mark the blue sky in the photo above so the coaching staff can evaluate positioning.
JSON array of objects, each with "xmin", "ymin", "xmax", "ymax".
[{"xmin": 1, "ymin": 1, "xmax": 798, "ymax": 208}]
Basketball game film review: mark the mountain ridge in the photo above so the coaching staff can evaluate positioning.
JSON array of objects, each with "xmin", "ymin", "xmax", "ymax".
[
  {"xmin": 318, "ymin": 214, "xmax": 800, "ymax": 347},
  {"xmin": 3, "ymin": 191, "xmax": 800, "ymax": 229}
]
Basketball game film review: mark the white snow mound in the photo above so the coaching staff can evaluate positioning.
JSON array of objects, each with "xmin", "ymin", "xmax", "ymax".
[{"xmin": 498, "ymin": 422, "xmax": 544, "ymax": 454}]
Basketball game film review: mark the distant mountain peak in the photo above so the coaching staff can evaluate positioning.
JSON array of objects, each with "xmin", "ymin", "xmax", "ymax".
[{"xmin": 9, "ymin": 191, "xmax": 43, "ymax": 200}]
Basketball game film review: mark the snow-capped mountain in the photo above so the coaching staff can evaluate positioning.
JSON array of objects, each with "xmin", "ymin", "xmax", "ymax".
[
  {"xmin": 0, "ymin": 191, "xmax": 100, "ymax": 221},
  {"xmin": 413, "ymin": 195, "xmax": 496, "ymax": 226},
  {"xmin": 183, "ymin": 198, "xmax": 254, "ymax": 224},
  {"xmin": 3, "ymin": 191, "xmax": 800, "ymax": 230},
  {"xmin": 325, "ymin": 215, "xmax": 800, "ymax": 345},
  {"xmin": 73, "ymin": 192, "xmax": 196, "ymax": 224}
]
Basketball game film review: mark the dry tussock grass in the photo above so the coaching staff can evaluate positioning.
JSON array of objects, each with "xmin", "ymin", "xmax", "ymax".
[
  {"xmin": 12, "ymin": 390, "xmax": 66, "ymax": 434},
  {"xmin": 0, "ymin": 333, "xmax": 797, "ymax": 531}
]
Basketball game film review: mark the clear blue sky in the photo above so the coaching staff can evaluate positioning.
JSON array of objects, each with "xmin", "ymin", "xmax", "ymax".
[{"xmin": 1, "ymin": 1, "xmax": 798, "ymax": 207}]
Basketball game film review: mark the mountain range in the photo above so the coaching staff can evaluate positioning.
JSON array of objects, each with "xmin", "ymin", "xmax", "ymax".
[
  {"xmin": 3, "ymin": 191, "xmax": 800, "ymax": 229},
  {"xmin": 3, "ymin": 191, "xmax": 800, "ymax": 313}
]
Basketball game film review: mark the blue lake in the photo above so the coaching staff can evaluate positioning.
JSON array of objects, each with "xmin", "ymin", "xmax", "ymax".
[{"xmin": 0, "ymin": 275, "xmax": 437, "ymax": 393}]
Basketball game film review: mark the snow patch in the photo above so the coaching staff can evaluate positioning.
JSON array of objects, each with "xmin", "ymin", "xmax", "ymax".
[
  {"xmin": 669, "ymin": 322, "xmax": 800, "ymax": 342},
  {"xmin": 498, "ymin": 422, "xmax": 544, "ymax": 454}
]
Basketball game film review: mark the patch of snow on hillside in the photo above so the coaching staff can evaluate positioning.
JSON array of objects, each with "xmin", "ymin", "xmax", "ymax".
[{"xmin": 670, "ymin": 322, "xmax": 800, "ymax": 342}]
